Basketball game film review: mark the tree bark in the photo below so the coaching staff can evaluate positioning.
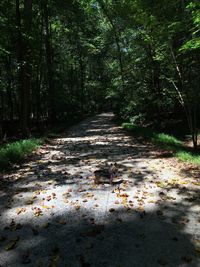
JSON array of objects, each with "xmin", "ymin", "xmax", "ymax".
[
  {"xmin": 16, "ymin": 0, "xmax": 32, "ymax": 137},
  {"xmin": 42, "ymin": 0, "xmax": 56, "ymax": 123}
]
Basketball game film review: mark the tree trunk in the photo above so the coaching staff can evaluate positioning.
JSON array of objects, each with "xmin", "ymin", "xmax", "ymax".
[
  {"xmin": 42, "ymin": 0, "xmax": 56, "ymax": 123},
  {"xmin": 16, "ymin": 0, "xmax": 32, "ymax": 137},
  {"xmin": 5, "ymin": 57, "xmax": 14, "ymax": 121},
  {"xmin": 98, "ymin": 1, "xmax": 125, "ymax": 89}
]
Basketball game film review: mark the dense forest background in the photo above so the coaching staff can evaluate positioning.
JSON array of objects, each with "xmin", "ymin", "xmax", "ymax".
[{"xmin": 0, "ymin": 0, "xmax": 200, "ymax": 147}]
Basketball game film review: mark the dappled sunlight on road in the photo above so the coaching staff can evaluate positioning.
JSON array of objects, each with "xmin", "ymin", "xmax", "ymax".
[{"xmin": 1, "ymin": 113, "xmax": 200, "ymax": 266}]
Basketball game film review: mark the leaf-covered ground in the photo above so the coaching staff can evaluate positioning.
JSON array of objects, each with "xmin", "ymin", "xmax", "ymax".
[{"xmin": 1, "ymin": 113, "xmax": 200, "ymax": 267}]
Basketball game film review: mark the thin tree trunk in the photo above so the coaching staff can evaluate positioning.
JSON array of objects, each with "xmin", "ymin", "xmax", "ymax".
[
  {"xmin": 170, "ymin": 46, "xmax": 198, "ymax": 149},
  {"xmin": 42, "ymin": 0, "xmax": 56, "ymax": 123},
  {"xmin": 16, "ymin": 0, "xmax": 32, "ymax": 137},
  {"xmin": 5, "ymin": 57, "xmax": 14, "ymax": 121},
  {"xmin": 98, "ymin": 1, "xmax": 125, "ymax": 88}
]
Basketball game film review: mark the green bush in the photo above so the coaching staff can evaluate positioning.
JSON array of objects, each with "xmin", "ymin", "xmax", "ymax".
[
  {"xmin": 122, "ymin": 123, "xmax": 154, "ymax": 139},
  {"xmin": 0, "ymin": 139, "xmax": 43, "ymax": 171}
]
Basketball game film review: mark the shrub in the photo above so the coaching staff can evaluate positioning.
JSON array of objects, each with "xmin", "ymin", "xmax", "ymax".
[{"xmin": 0, "ymin": 139, "xmax": 43, "ymax": 171}]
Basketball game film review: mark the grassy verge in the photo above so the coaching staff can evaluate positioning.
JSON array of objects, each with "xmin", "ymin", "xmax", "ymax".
[
  {"xmin": 122, "ymin": 122, "xmax": 200, "ymax": 166},
  {"xmin": 0, "ymin": 138, "xmax": 43, "ymax": 171}
]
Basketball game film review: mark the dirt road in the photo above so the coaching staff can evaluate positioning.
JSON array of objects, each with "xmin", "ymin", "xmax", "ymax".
[{"xmin": 1, "ymin": 113, "xmax": 200, "ymax": 267}]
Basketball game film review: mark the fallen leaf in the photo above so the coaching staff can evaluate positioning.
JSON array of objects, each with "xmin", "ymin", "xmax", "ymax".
[
  {"xmin": 33, "ymin": 207, "xmax": 43, "ymax": 217},
  {"xmin": 109, "ymin": 208, "xmax": 115, "ymax": 212},
  {"xmin": 85, "ymin": 193, "xmax": 94, "ymax": 198},
  {"xmin": 138, "ymin": 206, "xmax": 144, "ymax": 212},
  {"xmin": 193, "ymin": 181, "xmax": 200, "ymax": 186},
  {"xmin": 16, "ymin": 207, "xmax": 26, "ymax": 215},
  {"xmin": 26, "ymin": 200, "xmax": 33, "ymax": 205},
  {"xmin": 5, "ymin": 237, "xmax": 19, "ymax": 250},
  {"xmin": 89, "ymin": 218, "xmax": 95, "ymax": 224},
  {"xmin": 58, "ymin": 219, "xmax": 66, "ymax": 225},
  {"xmin": 75, "ymin": 205, "xmax": 80, "ymax": 210},
  {"xmin": 42, "ymin": 223, "xmax": 50, "ymax": 228},
  {"xmin": 46, "ymin": 196, "xmax": 52, "ymax": 201},
  {"xmin": 41, "ymin": 205, "xmax": 50, "ymax": 210},
  {"xmin": 148, "ymin": 200, "xmax": 156, "ymax": 204}
]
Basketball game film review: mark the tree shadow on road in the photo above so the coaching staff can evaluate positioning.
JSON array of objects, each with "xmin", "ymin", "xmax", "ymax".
[
  {"xmin": 1, "ymin": 113, "xmax": 200, "ymax": 266},
  {"xmin": 0, "ymin": 204, "xmax": 199, "ymax": 267}
]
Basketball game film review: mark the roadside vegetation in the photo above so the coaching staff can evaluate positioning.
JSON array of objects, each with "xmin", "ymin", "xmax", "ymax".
[
  {"xmin": 0, "ymin": 139, "xmax": 43, "ymax": 171},
  {"xmin": 122, "ymin": 123, "xmax": 200, "ymax": 166}
]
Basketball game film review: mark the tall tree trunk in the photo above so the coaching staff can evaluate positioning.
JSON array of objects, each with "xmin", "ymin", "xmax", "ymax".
[
  {"xmin": 170, "ymin": 46, "xmax": 198, "ymax": 149},
  {"xmin": 42, "ymin": 0, "xmax": 56, "ymax": 123},
  {"xmin": 5, "ymin": 57, "xmax": 14, "ymax": 121},
  {"xmin": 36, "ymin": 13, "xmax": 44, "ymax": 122},
  {"xmin": 77, "ymin": 43, "xmax": 85, "ymax": 113},
  {"xmin": 16, "ymin": 0, "xmax": 32, "ymax": 137}
]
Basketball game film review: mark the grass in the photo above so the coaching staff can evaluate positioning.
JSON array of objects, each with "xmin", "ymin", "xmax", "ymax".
[
  {"xmin": 122, "ymin": 122, "xmax": 200, "ymax": 166},
  {"xmin": 176, "ymin": 151, "xmax": 200, "ymax": 166},
  {"xmin": 152, "ymin": 133, "xmax": 183, "ymax": 151},
  {"xmin": 0, "ymin": 138, "xmax": 43, "ymax": 171}
]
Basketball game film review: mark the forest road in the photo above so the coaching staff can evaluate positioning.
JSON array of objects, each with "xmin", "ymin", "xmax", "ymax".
[{"xmin": 1, "ymin": 113, "xmax": 200, "ymax": 267}]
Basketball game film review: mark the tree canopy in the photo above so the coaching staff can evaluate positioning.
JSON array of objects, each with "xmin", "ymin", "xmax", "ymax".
[{"xmin": 0, "ymin": 0, "xmax": 200, "ymax": 147}]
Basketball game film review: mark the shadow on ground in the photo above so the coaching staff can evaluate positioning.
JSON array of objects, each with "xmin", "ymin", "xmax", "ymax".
[
  {"xmin": 1, "ymin": 113, "xmax": 200, "ymax": 266},
  {"xmin": 0, "ymin": 205, "xmax": 199, "ymax": 267}
]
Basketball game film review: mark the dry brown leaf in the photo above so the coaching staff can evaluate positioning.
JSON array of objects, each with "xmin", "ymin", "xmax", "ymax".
[
  {"xmin": 16, "ymin": 207, "xmax": 26, "ymax": 215},
  {"xmin": 85, "ymin": 193, "xmax": 94, "ymax": 198},
  {"xmin": 75, "ymin": 205, "xmax": 80, "ymax": 210},
  {"xmin": 26, "ymin": 200, "xmax": 33, "ymax": 205}
]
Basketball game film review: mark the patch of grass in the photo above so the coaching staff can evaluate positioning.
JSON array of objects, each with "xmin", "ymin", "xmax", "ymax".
[
  {"xmin": 176, "ymin": 151, "xmax": 200, "ymax": 166},
  {"xmin": 122, "ymin": 122, "xmax": 200, "ymax": 167},
  {"xmin": 122, "ymin": 123, "xmax": 154, "ymax": 139},
  {"xmin": 0, "ymin": 139, "xmax": 43, "ymax": 171},
  {"xmin": 152, "ymin": 133, "xmax": 183, "ymax": 150},
  {"xmin": 122, "ymin": 123, "xmax": 183, "ymax": 149}
]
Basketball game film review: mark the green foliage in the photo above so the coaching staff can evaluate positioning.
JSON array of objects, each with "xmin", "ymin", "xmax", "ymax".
[
  {"xmin": 122, "ymin": 122, "xmax": 200, "ymax": 166},
  {"xmin": 176, "ymin": 151, "xmax": 200, "ymax": 166},
  {"xmin": 152, "ymin": 133, "xmax": 183, "ymax": 150},
  {"xmin": 0, "ymin": 0, "xmax": 200, "ymax": 150},
  {"xmin": 180, "ymin": 1, "xmax": 200, "ymax": 51},
  {"xmin": 122, "ymin": 123, "xmax": 183, "ymax": 149},
  {"xmin": 0, "ymin": 139, "xmax": 43, "ymax": 170},
  {"xmin": 122, "ymin": 123, "xmax": 154, "ymax": 140}
]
